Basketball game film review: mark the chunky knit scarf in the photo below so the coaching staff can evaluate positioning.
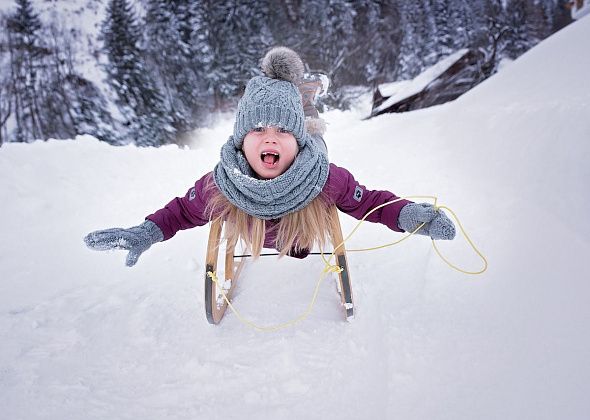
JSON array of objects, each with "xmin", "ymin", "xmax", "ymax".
[{"xmin": 213, "ymin": 134, "xmax": 329, "ymax": 220}]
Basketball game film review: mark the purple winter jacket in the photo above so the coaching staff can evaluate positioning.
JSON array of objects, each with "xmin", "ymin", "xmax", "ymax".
[{"xmin": 146, "ymin": 163, "xmax": 411, "ymax": 256}]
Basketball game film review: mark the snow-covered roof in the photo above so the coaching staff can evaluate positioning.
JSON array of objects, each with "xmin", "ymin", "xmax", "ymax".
[
  {"xmin": 571, "ymin": 0, "xmax": 590, "ymax": 20},
  {"xmin": 374, "ymin": 48, "xmax": 470, "ymax": 114},
  {"xmin": 377, "ymin": 80, "xmax": 413, "ymax": 98}
]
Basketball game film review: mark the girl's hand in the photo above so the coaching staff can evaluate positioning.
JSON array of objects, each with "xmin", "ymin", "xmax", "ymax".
[
  {"xmin": 84, "ymin": 220, "xmax": 164, "ymax": 266},
  {"xmin": 398, "ymin": 203, "xmax": 456, "ymax": 240}
]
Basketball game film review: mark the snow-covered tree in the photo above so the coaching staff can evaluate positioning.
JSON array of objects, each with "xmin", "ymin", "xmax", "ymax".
[
  {"xmin": 2, "ymin": 4, "xmax": 118, "ymax": 145},
  {"xmin": 0, "ymin": 14, "xmax": 12, "ymax": 145},
  {"xmin": 208, "ymin": 0, "xmax": 273, "ymax": 101},
  {"xmin": 45, "ymin": 21, "xmax": 119, "ymax": 144},
  {"xmin": 354, "ymin": 1, "xmax": 402, "ymax": 86},
  {"xmin": 102, "ymin": 0, "xmax": 174, "ymax": 146},
  {"xmin": 503, "ymin": 0, "xmax": 554, "ymax": 58},
  {"xmin": 183, "ymin": 0, "xmax": 217, "ymax": 115},
  {"xmin": 396, "ymin": 1, "xmax": 431, "ymax": 79},
  {"xmin": 6, "ymin": 0, "xmax": 47, "ymax": 142},
  {"xmin": 145, "ymin": 0, "xmax": 195, "ymax": 132},
  {"xmin": 293, "ymin": 0, "xmax": 357, "ymax": 84}
]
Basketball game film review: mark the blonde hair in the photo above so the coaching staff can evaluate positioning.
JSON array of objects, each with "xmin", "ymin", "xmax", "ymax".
[{"xmin": 204, "ymin": 176, "xmax": 334, "ymax": 258}]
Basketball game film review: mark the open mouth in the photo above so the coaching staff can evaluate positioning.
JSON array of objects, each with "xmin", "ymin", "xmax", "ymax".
[{"xmin": 261, "ymin": 151, "xmax": 280, "ymax": 167}]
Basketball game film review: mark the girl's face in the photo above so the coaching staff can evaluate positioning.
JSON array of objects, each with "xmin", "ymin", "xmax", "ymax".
[{"xmin": 242, "ymin": 126, "xmax": 298, "ymax": 179}]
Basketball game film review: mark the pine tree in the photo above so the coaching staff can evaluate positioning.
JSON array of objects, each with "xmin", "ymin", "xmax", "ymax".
[
  {"xmin": 179, "ymin": 0, "xmax": 216, "ymax": 121},
  {"xmin": 353, "ymin": 1, "xmax": 402, "ymax": 86},
  {"xmin": 66, "ymin": 74, "xmax": 120, "ymax": 144},
  {"xmin": 4, "ymin": 5, "xmax": 117, "ymax": 144},
  {"xmin": 145, "ymin": 0, "xmax": 199, "ymax": 131},
  {"xmin": 208, "ymin": 0, "xmax": 273, "ymax": 102},
  {"xmin": 486, "ymin": 0, "xmax": 548, "ymax": 61},
  {"xmin": 0, "ymin": 15, "xmax": 12, "ymax": 145},
  {"xmin": 54, "ymin": 27, "xmax": 119, "ymax": 145},
  {"xmin": 431, "ymin": 0, "xmax": 455, "ymax": 57},
  {"xmin": 395, "ymin": 1, "xmax": 430, "ymax": 79},
  {"xmin": 7, "ymin": 0, "xmax": 47, "ymax": 141},
  {"xmin": 320, "ymin": 0, "xmax": 357, "ymax": 84},
  {"xmin": 504, "ymin": 0, "xmax": 532, "ymax": 58},
  {"xmin": 102, "ymin": 0, "xmax": 174, "ymax": 146},
  {"xmin": 294, "ymin": 0, "xmax": 357, "ymax": 84},
  {"xmin": 37, "ymin": 22, "xmax": 78, "ymax": 140},
  {"xmin": 449, "ymin": 0, "xmax": 483, "ymax": 47}
]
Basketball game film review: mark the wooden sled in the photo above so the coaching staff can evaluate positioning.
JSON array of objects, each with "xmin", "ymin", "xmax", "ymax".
[{"xmin": 204, "ymin": 206, "xmax": 354, "ymax": 324}]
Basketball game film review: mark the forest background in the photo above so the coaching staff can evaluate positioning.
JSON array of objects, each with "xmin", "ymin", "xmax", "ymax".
[{"xmin": 0, "ymin": 0, "xmax": 573, "ymax": 147}]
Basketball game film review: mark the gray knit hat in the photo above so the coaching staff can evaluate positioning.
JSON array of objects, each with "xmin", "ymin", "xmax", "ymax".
[{"xmin": 232, "ymin": 47, "xmax": 307, "ymax": 148}]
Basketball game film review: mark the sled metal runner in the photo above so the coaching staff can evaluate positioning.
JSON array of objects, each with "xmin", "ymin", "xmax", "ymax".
[{"xmin": 204, "ymin": 206, "xmax": 354, "ymax": 325}]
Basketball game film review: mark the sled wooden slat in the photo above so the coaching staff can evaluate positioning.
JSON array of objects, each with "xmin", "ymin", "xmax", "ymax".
[
  {"xmin": 328, "ymin": 206, "xmax": 355, "ymax": 320},
  {"xmin": 204, "ymin": 218, "xmax": 244, "ymax": 324}
]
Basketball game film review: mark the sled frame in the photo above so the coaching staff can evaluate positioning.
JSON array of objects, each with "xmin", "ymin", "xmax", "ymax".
[
  {"xmin": 203, "ymin": 206, "xmax": 354, "ymax": 324},
  {"xmin": 204, "ymin": 219, "xmax": 245, "ymax": 324},
  {"xmin": 328, "ymin": 206, "xmax": 355, "ymax": 320}
]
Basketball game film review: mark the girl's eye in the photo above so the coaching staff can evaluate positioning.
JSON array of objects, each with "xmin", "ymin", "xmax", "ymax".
[
  {"xmin": 252, "ymin": 127, "xmax": 265, "ymax": 133},
  {"xmin": 278, "ymin": 127, "xmax": 290, "ymax": 134}
]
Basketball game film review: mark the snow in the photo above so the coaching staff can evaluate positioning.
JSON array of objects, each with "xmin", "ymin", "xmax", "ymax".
[
  {"xmin": 374, "ymin": 48, "xmax": 470, "ymax": 114},
  {"xmin": 1, "ymin": 16, "xmax": 590, "ymax": 420}
]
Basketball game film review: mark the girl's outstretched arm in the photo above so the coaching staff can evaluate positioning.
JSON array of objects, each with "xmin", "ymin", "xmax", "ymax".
[
  {"xmin": 84, "ymin": 172, "xmax": 214, "ymax": 266},
  {"xmin": 325, "ymin": 163, "xmax": 412, "ymax": 232},
  {"xmin": 325, "ymin": 164, "xmax": 455, "ymax": 240},
  {"xmin": 145, "ymin": 172, "xmax": 214, "ymax": 240}
]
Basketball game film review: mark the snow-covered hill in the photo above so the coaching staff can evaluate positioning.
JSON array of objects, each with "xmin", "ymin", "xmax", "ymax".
[{"xmin": 1, "ymin": 16, "xmax": 589, "ymax": 420}]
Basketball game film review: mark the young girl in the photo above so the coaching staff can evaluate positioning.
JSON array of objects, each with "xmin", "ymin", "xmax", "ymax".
[{"xmin": 84, "ymin": 47, "xmax": 455, "ymax": 267}]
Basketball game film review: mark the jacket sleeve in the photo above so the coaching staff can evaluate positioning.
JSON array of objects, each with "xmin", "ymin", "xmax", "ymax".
[
  {"xmin": 325, "ymin": 163, "xmax": 413, "ymax": 233},
  {"xmin": 145, "ymin": 172, "xmax": 213, "ymax": 240}
]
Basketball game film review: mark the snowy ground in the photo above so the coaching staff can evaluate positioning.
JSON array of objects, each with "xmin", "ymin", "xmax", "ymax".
[{"xmin": 1, "ymin": 17, "xmax": 590, "ymax": 420}]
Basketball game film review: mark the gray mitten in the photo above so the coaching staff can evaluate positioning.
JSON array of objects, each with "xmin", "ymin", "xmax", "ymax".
[
  {"xmin": 84, "ymin": 220, "xmax": 164, "ymax": 266},
  {"xmin": 398, "ymin": 203, "xmax": 456, "ymax": 240}
]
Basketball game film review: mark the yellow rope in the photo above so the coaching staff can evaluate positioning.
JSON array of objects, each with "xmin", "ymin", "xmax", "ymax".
[
  {"xmin": 338, "ymin": 196, "xmax": 488, "ymax": 275},
  {"xmin": 209, "ymin": 196, "xmax": 488, "ymax": 331},
  {"xmin": 207, "ymin": 269, "xmax": 334, "ymax": 333}
]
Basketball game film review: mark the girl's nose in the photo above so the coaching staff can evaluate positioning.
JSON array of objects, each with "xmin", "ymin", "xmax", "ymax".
[{"xmin": 263, "ymin": 128, "xmax": 279, "ymax": 142}]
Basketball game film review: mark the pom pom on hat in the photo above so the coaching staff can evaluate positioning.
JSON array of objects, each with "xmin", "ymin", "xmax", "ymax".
[
  {"xmin": 260, "ymin": 46, "xmax": 305, "ymax": 83},
  {"xmin": 233, "ymin": 47, "xmax": 308, "ymax": 148}
]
